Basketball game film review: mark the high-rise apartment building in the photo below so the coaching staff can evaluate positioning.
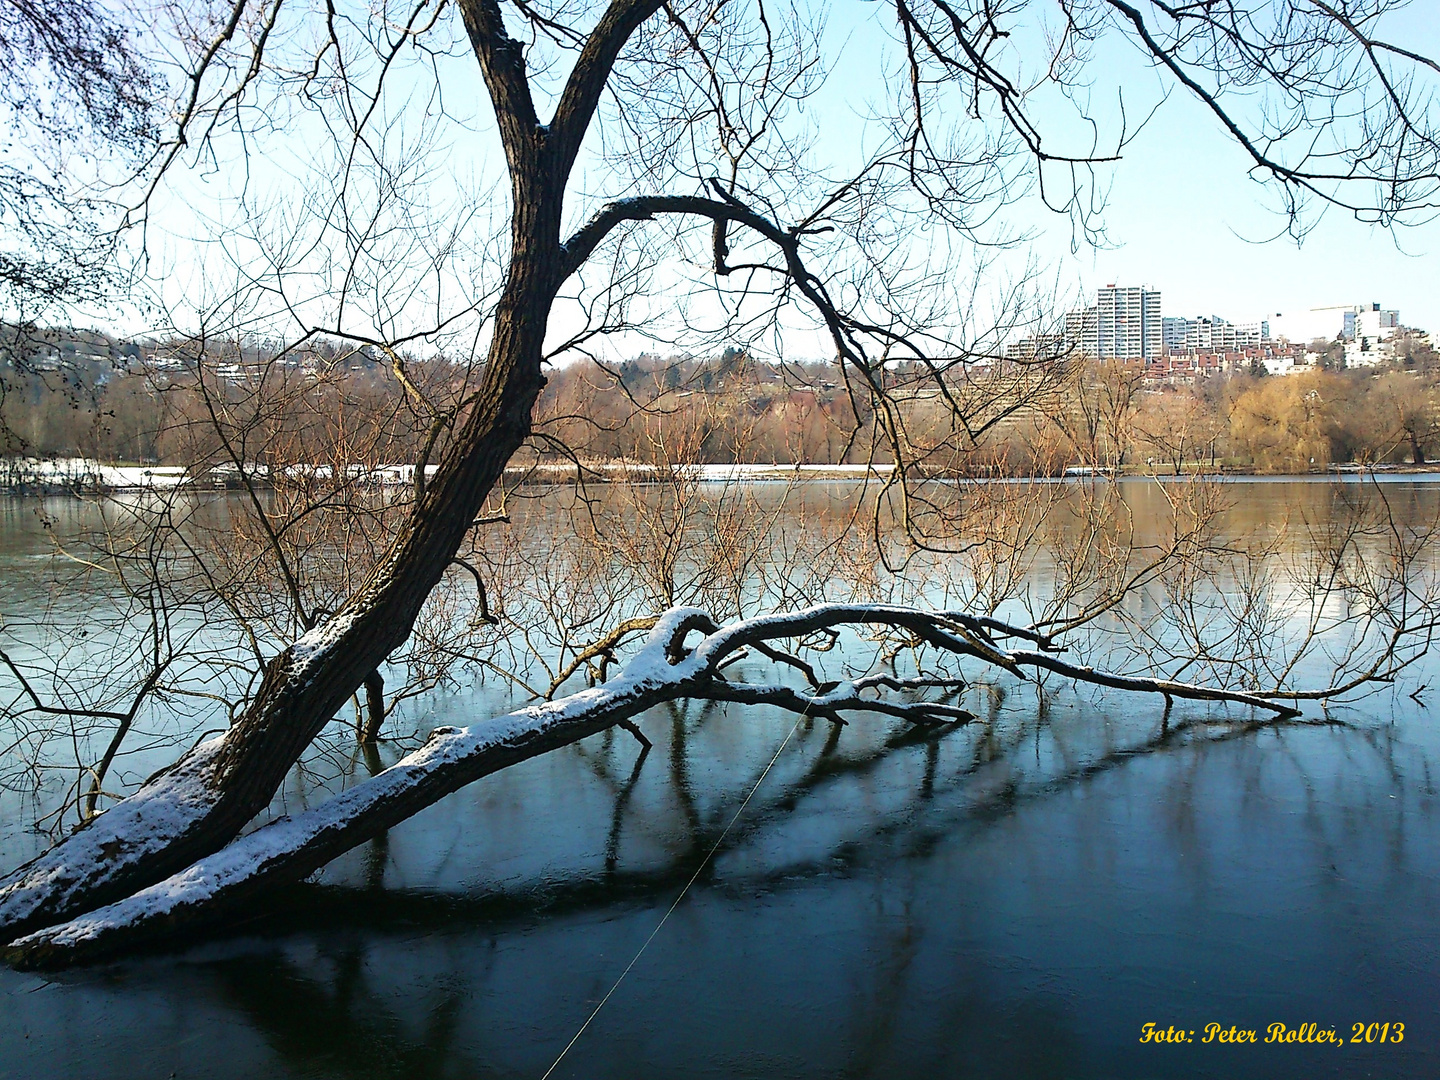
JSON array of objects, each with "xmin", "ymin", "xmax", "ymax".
[
  {"xmin": 1066, "ymin": 285, "xmax": 1162, "ymax": 360},
  {"xmin": 1161, "ymin": 314, "xmax": 1272, "ymax": 354},
  {"xmin": 1053, "ymin": 287, "xmax": 1279, "ymax": 362},
  {"xmin": 1064, "ymin": 307, "xmax": 1099, "ymax": 355}
]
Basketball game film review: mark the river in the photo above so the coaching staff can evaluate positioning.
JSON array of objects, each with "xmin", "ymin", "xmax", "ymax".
[{"xmin": 0, "ymin": 480, "xmax": 1437, "ymax": 1079}]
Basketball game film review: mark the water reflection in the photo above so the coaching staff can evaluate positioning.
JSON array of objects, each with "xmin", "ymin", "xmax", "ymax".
[
  {"xmin": 2, "ymin": 485, "xmax": 1440, "ymax": 1078},
  {"xmin": 4, "ymin": 682, "xmax": 1437, "ymax": 1079}
]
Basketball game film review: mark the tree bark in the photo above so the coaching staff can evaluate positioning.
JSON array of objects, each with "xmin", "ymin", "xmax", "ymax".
[
  {"xmin": 0, "ymin": 157, "xmax": 562, "ymax": 948},
  {"xmin": 8, "ymin": 646, "xmax": 701, "ymax": 970},
  {"xmin": 0, "ymin": 273, "xmax": 551, "ymax": 938},
  {"xmin": 360, "ymin": 670, "xmax": 386, "ymax": 745},
  {"xmin": 0, "ymin": 0, "xmax": 665, "ymax": 944}
]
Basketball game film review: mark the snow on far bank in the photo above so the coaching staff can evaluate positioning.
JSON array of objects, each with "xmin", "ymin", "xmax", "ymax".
[
  {"xmin": 0, "ymin": 457, "xmax": 896, "ymax": 492},
  {"xmin": 0, "ymin": 458, "xmax": 191, "ymax": 490}
]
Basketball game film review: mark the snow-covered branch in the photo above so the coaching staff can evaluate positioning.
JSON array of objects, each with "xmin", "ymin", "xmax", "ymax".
[{"xmin": 5, "ymin": 602, "xmax": 1302, "ymax": 969}]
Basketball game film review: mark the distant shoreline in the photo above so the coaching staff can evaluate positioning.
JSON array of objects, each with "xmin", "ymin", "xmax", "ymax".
[{"xmin": 5, "ymin": 457, "xmax": 1440, "ymax": 494}]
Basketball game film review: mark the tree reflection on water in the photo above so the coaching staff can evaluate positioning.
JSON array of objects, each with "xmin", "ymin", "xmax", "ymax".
[{"xmin": 8, "ymin": 681, "xmax": 1428, "ymax": 1080}]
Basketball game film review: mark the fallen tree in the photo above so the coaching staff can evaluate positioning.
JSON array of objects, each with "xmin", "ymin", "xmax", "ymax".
[{"xmin": 5, "ymin": 601, "xmax": 1307, "ymax": 969}]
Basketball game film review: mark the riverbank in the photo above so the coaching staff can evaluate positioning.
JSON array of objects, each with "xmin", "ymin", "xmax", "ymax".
[{"xmin": 5, "ymin": 455, "xmax": 1440, "ymax": 493}]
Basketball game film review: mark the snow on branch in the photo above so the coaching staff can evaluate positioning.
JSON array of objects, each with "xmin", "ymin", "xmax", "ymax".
[{"xmin": 6, "ymin": 602, "xmax": 1301, "ymax": 969}]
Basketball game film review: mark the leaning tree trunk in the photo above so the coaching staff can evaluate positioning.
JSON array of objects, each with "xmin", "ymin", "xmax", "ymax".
[
  {"xmin": 0, "ymin": 203, "xmax": 564, "ymax": 941},
  {"xmin": 0, "ymin": 0, "xmax": 669, "ymax": 945}
]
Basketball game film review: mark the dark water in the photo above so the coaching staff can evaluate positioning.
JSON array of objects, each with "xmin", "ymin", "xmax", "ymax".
[{"xmin": 2, "ymin": 484, "xmax": 1439, "ymax": 1079}]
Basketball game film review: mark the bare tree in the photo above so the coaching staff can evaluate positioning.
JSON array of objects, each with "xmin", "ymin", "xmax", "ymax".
[
  {"xmin": 0, "ymin": 0, "xmax": 157, "ymax": 452},
  {"xmin": 1137, "ymin": 387, "xmax": 1209, "ymax": 475},
  {"xmin": 1365, "ymin": 370, "xmax": 1440, "ymax": 465},
  {"xmin": 1, "ymin": 0, "xmax": 1438, "ymax": 964},
  {"xmin": 1049, "ymin": 359, "xmax": 1146, "ymax": 469}
]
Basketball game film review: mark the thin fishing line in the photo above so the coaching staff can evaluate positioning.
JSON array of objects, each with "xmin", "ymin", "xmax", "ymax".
[{"xmin": 539, "ymin": 707, "xmax": 810, "ymax": 1080}]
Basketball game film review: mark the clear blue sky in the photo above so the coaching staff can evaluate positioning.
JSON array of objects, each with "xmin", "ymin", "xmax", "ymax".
[
  {"xmin": 1037, "ymin": 87, "xmax": 1440, "ymax": 341},
  {"xmin": 123, "ymin": 1, "xmax": 1440, "ymax": 352},
  {"xmin": 1003, "ymin": 7, "xmax": 1440, "ymax": 341},
  {"xmin": 818, "ymin": 0, "xmax": 1440, "ymax": 344}
]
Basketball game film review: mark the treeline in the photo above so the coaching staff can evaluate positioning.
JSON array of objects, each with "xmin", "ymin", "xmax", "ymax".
[
  {"xmin": 4, "ymin": 334, "xmax": 1440, "ymax": 475},
  {"xmin": 0, "ymin": 344, "xmax": 875, "ymax": 470},
  {"xmin": 1044, "ymin": 363, "xmax": 1440, "ymax": 473},
  {"xmin": 0, "ymin": 337, "xmax": 448, "ymax": 468},
  {"xmin": 535, "ymin": 349, "xmax": 869, "ymax": 465},
  {"xmin": 541, "ymin": 352, "xmax": 1440, "ymax": 473}
]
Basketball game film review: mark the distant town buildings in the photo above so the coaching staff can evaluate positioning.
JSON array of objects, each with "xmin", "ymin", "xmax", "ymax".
[
  {"xmin": 1003, "ymin": 333, "xmax": 1068, "ymax": 363},
  {"xmin": 1335, "ymin": 303, "xmax": 1402, "ymax": 368},
  {"xmin": 1342, "ymin": 304, "xmax": 1398, "ymax": 342},
  {"xmin": 1007, "ymin": 285, "xmax": 1426, "ymax": 383}
]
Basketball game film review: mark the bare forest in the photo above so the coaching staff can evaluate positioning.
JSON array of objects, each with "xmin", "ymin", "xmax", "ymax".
[{"xmin": 8, "ymin": 341, "xmax": 1440, "ymax": 477}]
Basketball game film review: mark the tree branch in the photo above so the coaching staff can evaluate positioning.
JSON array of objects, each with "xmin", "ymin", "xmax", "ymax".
[
  {"xmin": 455, "ymin": 0, "xmax": 542, "ymax": 171},
  {"xmin": 4, "ymin": 601, "xmax": 1313, "ymax": 968},
  {"xmin": 546, "ymin": 0, "xmax": 665, "ymax": 174}
]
